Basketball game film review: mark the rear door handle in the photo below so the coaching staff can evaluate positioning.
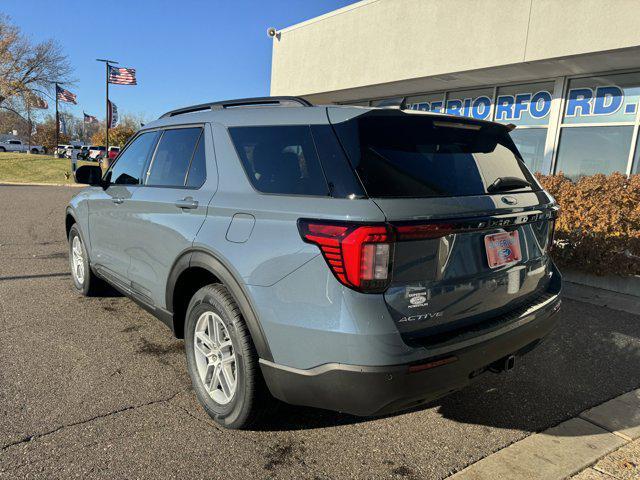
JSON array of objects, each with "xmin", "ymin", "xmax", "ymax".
[
  {"xmin": 175, "ymin": 197, "xmax": 198, "ymax": 209},
  {"xmin": 112, "ymin": 197, "xmax": 124, "ymax": 205}
]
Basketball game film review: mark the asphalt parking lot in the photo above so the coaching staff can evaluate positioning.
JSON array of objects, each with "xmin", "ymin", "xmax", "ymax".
[{"xmin": 1, "ymin": 184, "xmax": 639, "ymax": 480}]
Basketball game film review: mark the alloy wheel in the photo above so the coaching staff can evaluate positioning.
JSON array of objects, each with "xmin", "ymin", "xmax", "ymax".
[
  {"xmin": 71, "ymin": 236, "xmax": 85, "ymax": 285},
  {"xmin": 193, "ymin": 311, "xmax": 237, "ymax": 405}
]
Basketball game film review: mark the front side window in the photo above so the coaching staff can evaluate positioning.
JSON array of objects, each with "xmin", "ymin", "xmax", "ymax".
[
  {"xmin": 147, "ymin": 128, "xmax": 202, "ymax": 187},
  {"xmin": 106, "ymin": 131, "xmax": 159, "ymax": 185},
  {"xmin": 229, "ymin": 125, "xmax": 329, "ymax": 196}
]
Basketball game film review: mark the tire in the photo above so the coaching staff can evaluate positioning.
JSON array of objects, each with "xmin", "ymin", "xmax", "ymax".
[
  {"xmin": 68, "ymin": 224, "xmax": 104, "ymax": 296},
  {"xmin": 184, "ymin": 284, "xmax": 270, "ymax": 429},
  {"xmin": 31, "ymin": 148, "xmax": 38, "ymax": 154},
  {"xmin": 0, "ymin": 147, "xmax": 5, "ymax": 152}
]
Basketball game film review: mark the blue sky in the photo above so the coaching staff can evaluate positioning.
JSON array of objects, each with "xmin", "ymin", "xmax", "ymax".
[{"xmin": 3, "ymin": 0, "xmax": 357, "ymax": 121}]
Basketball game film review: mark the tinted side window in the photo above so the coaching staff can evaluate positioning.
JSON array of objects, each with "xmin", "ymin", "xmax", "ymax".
[
  {"xmin": 147, "ymin": 128, "xmax": 201, "ymax": 187},
  {"xmin": 186, "ymin": 133, "xmax": 206, "ymax": 188},
  {"xmin": 107, "ymin": 131, "xmax": 159, "ymax": 185},
  {"xmin": 229, "ymin": 125, "xmax": 328, "ymax": 196},
  {"xmin": 310, "ymin": 125, "xmax": 365, "ymax": 198}
]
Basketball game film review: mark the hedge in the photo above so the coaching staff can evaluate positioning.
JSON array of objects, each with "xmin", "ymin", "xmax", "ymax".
[{"xmin": 536, "ymin": 173, "xmax": 640, "ymax": 276}]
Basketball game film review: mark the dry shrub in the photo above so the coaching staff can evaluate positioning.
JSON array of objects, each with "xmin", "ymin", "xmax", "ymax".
[{"xmin": 536, "ymin": 172, "xmax": 640, "ymax": 276}]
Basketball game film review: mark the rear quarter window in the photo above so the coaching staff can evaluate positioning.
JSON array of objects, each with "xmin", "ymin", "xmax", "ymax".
[{"xmin": 229, "ymin": 125, "xmax": 329, "ymax": 196}]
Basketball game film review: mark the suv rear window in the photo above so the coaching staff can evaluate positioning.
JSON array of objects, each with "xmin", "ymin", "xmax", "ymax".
[
  {"xmin": 229, "ymin": 125, "xmax": 329, "ymax": 196},
  {"xmin": 332, "ymin": 112, "xmax": 537, "ymax": 198}
]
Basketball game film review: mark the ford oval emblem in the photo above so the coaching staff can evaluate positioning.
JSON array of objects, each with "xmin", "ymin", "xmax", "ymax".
[{"xmin": 501, "ymin": 196, "xmax": 518, "ymax": 205}]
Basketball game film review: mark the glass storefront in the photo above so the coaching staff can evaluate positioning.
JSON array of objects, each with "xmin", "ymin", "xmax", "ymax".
[
  {"xmin": 509, "ymin": 128, "xmax": 548, "ymax": 174},
  {"xmin": 556, "ymin": 126, "xmax": 633, "ymax": 178},
  {"xmin": 362, "ymin": 70, "xmax": 640, "ymax": 178},
  {"xmin": 405, "ymin": 92, "xmax": 445, "ymax": 113},
  {"xmin": 495, "ymin": 82, "xmax": 554, "ymax": 173},
  {"xmin": 555, "ymin": 72, "xmax": 640, "ymax": 179}
]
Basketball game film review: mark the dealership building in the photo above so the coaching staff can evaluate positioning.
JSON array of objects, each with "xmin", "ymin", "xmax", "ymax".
[{"xmin": 270, "ymin": 0, "xmax": 640, "ymax": 179}]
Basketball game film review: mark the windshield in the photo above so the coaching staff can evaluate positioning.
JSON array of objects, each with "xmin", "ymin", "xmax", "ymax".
[{"xmin": 332, "ymin": 112, "xmax": 538, "ymax": 198}]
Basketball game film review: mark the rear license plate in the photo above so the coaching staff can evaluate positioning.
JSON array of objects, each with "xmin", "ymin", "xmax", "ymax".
[{"xmin": 484, "ymin": 231, "xmax": 521, "ymax": 268}]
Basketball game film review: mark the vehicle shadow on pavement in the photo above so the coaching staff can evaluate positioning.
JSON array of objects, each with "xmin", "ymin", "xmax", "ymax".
[{"xmin": 255, "ymin": 300, "xmax": 640, "ymax": 435}]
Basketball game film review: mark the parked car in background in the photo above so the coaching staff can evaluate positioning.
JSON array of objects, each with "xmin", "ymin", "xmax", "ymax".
[
  {"xmin": 88, "ymin": 146, "xmax": 106, "ymax": 161},
  {"xmin": 67, "ymin": 96, "xmax": 562, "ymax": 429},
  {"xmin": 107, "ymin": 146, "xmax": 120, "ymax": 160},
  {"xmin": 77, "ymin": 146, "xmax": 90, "ymax": 160},
  {"xmin": 57, "ymin": 145, "xmax": 71, "ymax": 157},
  {"xmin": 0, "ymin": 139, "xmax": 46, "ymax": 154},
  {"xmin": 67, "ymin": 144, "xmax": 85, "ymax": 160}
]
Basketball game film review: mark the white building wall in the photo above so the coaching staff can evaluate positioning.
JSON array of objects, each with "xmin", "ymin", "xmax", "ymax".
[{"xmin": 270, "ymin": 0, "xmax": 640, "ymax": 102}]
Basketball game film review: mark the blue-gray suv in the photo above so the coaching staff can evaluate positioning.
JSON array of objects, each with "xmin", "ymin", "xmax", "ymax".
[{"xmin": 66, "ymin": 97, "xmax": 561, "ymax": 429}]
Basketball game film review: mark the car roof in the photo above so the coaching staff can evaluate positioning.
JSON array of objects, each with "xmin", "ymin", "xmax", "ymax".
[
  {"xmin": 143, "ymin": 105, "xmax": 332, "ymax": 129},
  {"xmin": 142, "ymin": 96, "xmax": 510, "ymax": 132}
]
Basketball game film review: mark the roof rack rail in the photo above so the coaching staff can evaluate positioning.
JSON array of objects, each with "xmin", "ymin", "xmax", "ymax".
[{"xmin": 159, "ymin": 96, "xmax": 313, "ymax": 118}]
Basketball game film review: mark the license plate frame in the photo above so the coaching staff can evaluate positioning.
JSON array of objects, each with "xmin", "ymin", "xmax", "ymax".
[{"xmin": 484, "ymin": 230, "xmax": 522, "ymax": 269}]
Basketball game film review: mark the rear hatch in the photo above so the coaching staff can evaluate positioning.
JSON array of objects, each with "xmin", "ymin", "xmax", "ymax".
[{"xmin": 329, "ymin": 108, "xmax": 558, "ymax": 344}]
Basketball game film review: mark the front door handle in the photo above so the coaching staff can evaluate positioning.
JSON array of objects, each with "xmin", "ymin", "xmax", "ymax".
[
  {"xmin": 175, "ymin": 197, "xmax": 198, "ymax": 209},
  {"xmin": 112, "ymin": 197, "xmax": 124, "ymax": 205}
]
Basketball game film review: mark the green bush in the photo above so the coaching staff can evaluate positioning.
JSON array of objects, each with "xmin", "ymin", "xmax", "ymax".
[{"xmin": 536, "ymin": 173, "xmax": 640, "ymax": 276}]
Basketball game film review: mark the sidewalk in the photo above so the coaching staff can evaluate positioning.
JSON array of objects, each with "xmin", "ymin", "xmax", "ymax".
[
  {"xmin": 573, "ymin": 437, "xmax": 640, "ymax": 479},
  {"xmin": 449, "ymin": 388, "xmax": 640, "ymax": 480}
]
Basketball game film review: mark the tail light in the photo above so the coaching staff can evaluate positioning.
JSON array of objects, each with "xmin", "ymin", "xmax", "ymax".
[{"xmin": 298, "ymin": 220, "xmax": 392, "ymax": 293}]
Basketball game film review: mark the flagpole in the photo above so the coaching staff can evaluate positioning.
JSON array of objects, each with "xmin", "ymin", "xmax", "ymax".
[
  {"xmin": 96, "ymin": 58, "xmax": 118, "ymax": 167},
  {"xmin": 105, "ymin": 61, "xmax": 109, "ymax": 156},
  {"xmin": 55, "ymin": 82, "xmax": 59, "ymax": 158}
]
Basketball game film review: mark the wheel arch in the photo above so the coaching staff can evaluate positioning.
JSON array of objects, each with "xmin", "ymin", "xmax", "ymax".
[
  {"xmin": 166, "ymin": 248, "xmax": 273, "ymax": 362},
  {"xmin": 65, "ymin": 207, "xmax": 78, "ymax": 238}
]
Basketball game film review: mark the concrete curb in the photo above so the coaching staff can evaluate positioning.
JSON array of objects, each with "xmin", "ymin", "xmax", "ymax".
[
  {"xmin": 0, "ymin": 181, "xmax": 84, "ymax": 187},
  {"xmin": 448, "ymin": 388, "xmax": 640, "ymax": 480}
]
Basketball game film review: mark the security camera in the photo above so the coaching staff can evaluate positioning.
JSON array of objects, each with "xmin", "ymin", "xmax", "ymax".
[{"xmin": 267, "ymin": 27, "xmax": 277, "ymax": 38}]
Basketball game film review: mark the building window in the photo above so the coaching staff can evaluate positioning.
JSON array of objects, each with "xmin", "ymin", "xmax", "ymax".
[
  {"xmin": 555, "ymin": 72, "xmax": 640, "ymax": 178},
  {"xmin": 445, "ymin": 88, "xmax": 494, "ymax": 120},
  {"xmin": 494, "ymin": 82, "xmax": 554, "ymax": 127},
  {"xmin": 633, "ymin": 134, "xmax": 640, "ymax": 174},
  {"xmin": 405, "ymin": 92, "xmax": 445, "ymax": 113},
  {"xmin": 494, "ymin": 82, "xmax": 555, "ymax": 174},
  {"xmin": 509, "ymin": 128, "xmax": 547, "ymax": 174},
  {"xmin": 562, "ymin": 72, "xmax": 640, "ymax": 125},
  {"xmin": 555, "ymin": 126, "xmax": 633, "ymax": 179}
]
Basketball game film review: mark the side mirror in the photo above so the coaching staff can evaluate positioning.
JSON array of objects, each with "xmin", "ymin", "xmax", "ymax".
[{"xmin": 74, "ymin": 165, "xmax": 104, "ymax": 187}]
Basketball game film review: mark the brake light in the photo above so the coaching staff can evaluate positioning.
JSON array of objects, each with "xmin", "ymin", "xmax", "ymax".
[{"xmin": 298, "ymin": 220, "xmax": 392, "ymax": 293}]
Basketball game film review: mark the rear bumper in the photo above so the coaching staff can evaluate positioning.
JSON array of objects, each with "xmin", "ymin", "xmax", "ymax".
[{"xmin": 260, "ymin": 288, "xmax": 561, "ymax": 417}]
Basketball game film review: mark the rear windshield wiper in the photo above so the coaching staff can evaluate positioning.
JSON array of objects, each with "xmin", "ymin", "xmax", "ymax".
[{"xmin": 487, "ymin": 176, "xmax": 531, "ymax": 193}]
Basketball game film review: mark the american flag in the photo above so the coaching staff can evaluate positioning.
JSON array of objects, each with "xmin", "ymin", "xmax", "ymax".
[
  {"xmin": 56, "ymin": 85, "xmax": 77, "ymax": 104},
  {"xmin": 29, "ymin": 94, "xmax": 48, "ymax": 109},
  {"xmin": 83, "ymin": 112, "xmax": 98, "ymax": 124},
  {"xmin": 108, "ymin": 65, "xmax": 137, "ymax": 85}
]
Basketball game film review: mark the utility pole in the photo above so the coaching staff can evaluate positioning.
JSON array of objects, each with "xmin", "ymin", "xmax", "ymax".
[{"xmin": 96, "ymin": 58, "xmax": 118, "ymax": 165}]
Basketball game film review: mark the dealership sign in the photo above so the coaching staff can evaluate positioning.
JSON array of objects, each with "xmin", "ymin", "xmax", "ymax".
[
  {"xmin": 408, "ymin": 90, "xmax": 554, "ymax": 125},
  {"xmin": 407, "ymin": 84, "xmax": 639, "ymax": 125}
]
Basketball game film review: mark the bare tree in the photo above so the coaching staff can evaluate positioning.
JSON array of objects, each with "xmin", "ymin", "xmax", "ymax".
[{"xmin": 0, "ymin": 14, "xmax": 72, "ymax": 115}]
